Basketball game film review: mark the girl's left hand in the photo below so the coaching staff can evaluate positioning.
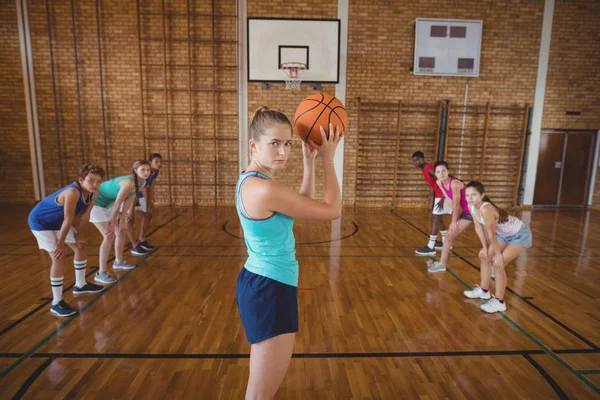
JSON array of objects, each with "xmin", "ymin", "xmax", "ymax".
[
  {"xmin": 493, "ymin": 253, "xmax": 504, "ymax": 268},
  {"xmin": 449, "ymin": 221, "xmax": 460, "ymax": 235},
  {"xmin": 302, "ymin": 141, "xmax": 318, "ymax": 163}
]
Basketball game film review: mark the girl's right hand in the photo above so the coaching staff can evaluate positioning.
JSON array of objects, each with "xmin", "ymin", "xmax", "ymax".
[
  {"xmin": 108, "ymin": 216, "xmax": 117, "ymax": 234},
  {"xmin": 478, "ymin": 248, "xmax": 488, "ymax": 259},
  {"xmin": 308, "ymin": 124, "xmax": 342, "ymax": 164}
]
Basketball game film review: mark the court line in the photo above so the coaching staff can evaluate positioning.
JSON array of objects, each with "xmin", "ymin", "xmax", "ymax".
[
  {"xmin": 0, "ymin": 249, "xmax": 156, "ymax": 380},
  {"xmin": 221, "ymin": 220, "xmax": 360, "ymax": 245},
  {"xmin": 0, "ymin": 211, "xmax": 185, "ymax": 338},
  {"xmin": 0, "ymin": 348, "xmax": 597, "ymax": 360},
  {"xmin": 10, "ymin": 357, "xmax": 54, "ymax": 400},
  {"xmin": 390, "ymin": 210, "xmax": 599, "ymax": 349},
  {"xmin": 0, "ymin": 211, "xmax": 185, "ymax": 379},
  {"xmin": 4, "ymin": 253, "xmax": 596, "ymax": 259},
  {"xmin": 448, "ymin": 250, "xmax": 598, "ymax": 349},
  {"xmin": 443, "ymin": 264, "xmax": 600, "ymax": 395},
  {"xmin": 578, "ymin": 371, "xmax": 600, "ymax": 375},
  {"xmin": 523, "ymin": 354, "xmax": 569, "ymax": 400},
  {"xmin": 3, "ymin": 242, "xmax": 599, "ymax": 250},
  {"xmin": 0, "ymin": 266, "xmax": 98, "ymax": 337}
]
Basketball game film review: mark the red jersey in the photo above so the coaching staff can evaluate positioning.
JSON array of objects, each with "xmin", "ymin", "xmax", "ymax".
[{"xmin": 422, "ymin": 163, "xmax": 443, "ymax": 197}]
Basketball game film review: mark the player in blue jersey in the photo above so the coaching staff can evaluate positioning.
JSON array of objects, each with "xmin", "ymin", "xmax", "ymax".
[
  {"xmin": 28, "ymin": 164, "xmax": 105, "ymax": 317},
  {"xmin": 236, "ymin": 107, "xmax": 342, "ymax": 399},
  {"xmin": 127, "ymin": 153, "xmax": 162, "ymax": 256}
]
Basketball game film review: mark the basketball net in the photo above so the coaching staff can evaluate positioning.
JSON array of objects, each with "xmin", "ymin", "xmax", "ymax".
[{"xmin": 280, "ymin": 62, "xmax": 306, "ymax": 90}]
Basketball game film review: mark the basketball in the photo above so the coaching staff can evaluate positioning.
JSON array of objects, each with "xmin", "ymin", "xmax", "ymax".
[{"xmin": 293, "ymin": 93, "xmax": 348, "ymax": 145}]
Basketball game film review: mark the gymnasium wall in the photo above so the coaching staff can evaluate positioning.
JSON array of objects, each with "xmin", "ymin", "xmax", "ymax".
[
  {"xmin": 246, "ymin": 0, "xmax": 338, "ymax": 201},
  {"xmin": 542, "ymin": 0, "xmax": 600, "ymax": 206},
  {"xmin": 2, "ymin": 0, "xmax": 599, "ymax": 206},
  {"xmin": 3, "ymin": 0, "xmax": 239, "ymax": 206},
  {"xmin": 343, "ymin": 0, "xmax": 544, "ymax": 207},
  {"xmin": 0, "ymin": 2, "xmax": 34, "ymax": 203}
]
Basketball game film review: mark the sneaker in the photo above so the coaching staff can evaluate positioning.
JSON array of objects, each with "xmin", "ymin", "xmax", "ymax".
[
  {"xmin": 480, "ymin": 297, "xmax": 506, "ymax": 313},
  {"xmin": 434, "ymin": 241, "xmax": 444, "ymax": 250},
  {"xmin": 139, "ymin": 240, "xmax": 154, "ymax": 251},
  {"xmin": 131, "ymin": 245, "xmax": 148, "ymax": 256},
  {"xmin": 95, "ymin": 272, "xmax": 117, "ymax": 284},
  {"xmin": 50, "ymin": 300, "xmax": 77, "ymax": 317},
  {"xmin": 113, "ymin": 260, "xmax": 135, "ymax": 270},
  {"xmin": 463, "ymin": 285, "xmax": 491, "ymax": 299},
  {"xmin": 73, "ymin": 282, "xmax": 105, "ymax": 295},
  {"xmin": 416, "ymin": 246, "xmax": 436, "ymax": 256},
  {"xmin": 428, "ymin": 261, "xmax": 446, "ymax": 273}
]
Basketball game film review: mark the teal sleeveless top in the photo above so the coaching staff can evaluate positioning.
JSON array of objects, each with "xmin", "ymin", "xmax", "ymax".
[
  {"xmin": 95, "ymin": 176, "xmax": 144, "ymax": 208},
  {"xmin": 236, "ymin": 171, "xmax": 298, "ymax": 287}
]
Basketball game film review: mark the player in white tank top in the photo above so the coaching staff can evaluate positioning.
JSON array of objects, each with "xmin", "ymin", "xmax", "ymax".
[{"xmin": 463, "ymin": 181, "xmax": 533, "ymax": 313}]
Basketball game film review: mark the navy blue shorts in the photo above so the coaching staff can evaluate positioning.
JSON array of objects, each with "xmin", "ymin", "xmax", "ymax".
[{"xmin": 236, "ymin": 267, "xmax": 298, "ymax": 344}]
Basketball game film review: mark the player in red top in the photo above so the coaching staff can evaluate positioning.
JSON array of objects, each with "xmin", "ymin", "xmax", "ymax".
[{"xmin": 412, "ymin": 151, "xmax": 452, "ymax": 255}]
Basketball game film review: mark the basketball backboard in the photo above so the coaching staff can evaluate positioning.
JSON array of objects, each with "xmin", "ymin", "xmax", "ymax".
[{"xmin": 247, "ymin": 18, "xmax": 341, "ymax": 83}]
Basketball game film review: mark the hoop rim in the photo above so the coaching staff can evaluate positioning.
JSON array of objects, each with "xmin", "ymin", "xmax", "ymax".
[{"xmin": 280, "ymin": 62, "xmax": 307, "ymax": 70}]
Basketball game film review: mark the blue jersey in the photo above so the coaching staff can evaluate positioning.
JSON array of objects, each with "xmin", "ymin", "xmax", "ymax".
[
  {"xmin": 236, "ymin": 171, "xmax": 298, "ymax": 287},
  {"xmin": 138, "ymin": 169, "xmax": 159, "ymax": 198},
  {"xmin": 28, "ymin": 182, "xmax": 94, "ymax": 231}
]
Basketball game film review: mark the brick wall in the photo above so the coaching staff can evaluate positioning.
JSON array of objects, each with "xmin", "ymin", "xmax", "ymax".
[
  {"xmin": 246, "ymin": 1, "xmax": 338, "ymax": 199},
  {"xmin": 542, "ymin": 0, "xmax": 600, "ymax": 207},
  {"xmin": 0, "ymin": 2, "xmax": 34, "ymax": 203},
  {"xmin": 2, "ymin": 0, "xmax": 599, "ymax": 206},
  {"xmin": 542, "ymin": 0, "xmax": 600, "ymax": 131},
  {"xmin": 4, "ymin": 0, "xmax": 239, "ymax": 206},
  {"xmin": 344, "ymin": 0, "xmax": 544, "ymax": 206}
]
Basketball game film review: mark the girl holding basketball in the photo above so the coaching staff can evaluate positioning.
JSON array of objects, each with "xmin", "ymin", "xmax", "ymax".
[
  {"xmin": 428, "ymin": 161, "xmax": 473, "ymax": 273},
  {"xmin": 236, "ymin": 107, "xmax": 342, "ymax": 400},
  {"xmin": 463, "ymin": 181, "xmax": 532, "ymax": 313},
  {"xmin": 90, "ymin": 160, "xmax": 151, "ymax": 284}
]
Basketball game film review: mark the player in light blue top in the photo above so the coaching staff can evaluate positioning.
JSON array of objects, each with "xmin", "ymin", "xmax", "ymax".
[
  {"xmin": 90, "ymin": 160, "xmax": 151, "ymax": 284},
  {"xmin": 235, "ymin": 107, "xmax": 342, "ymax": 399}
]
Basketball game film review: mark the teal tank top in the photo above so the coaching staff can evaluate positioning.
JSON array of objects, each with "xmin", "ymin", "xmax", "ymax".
[
  {"xmin": 236, "ymin": 171, "xmax": 298, "ymax": 287},
  {"xmin": 95, "ymin": 176, "xmax": 144, "ymax": 208}
]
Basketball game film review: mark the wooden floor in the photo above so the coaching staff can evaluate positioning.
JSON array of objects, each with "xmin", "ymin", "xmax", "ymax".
[{"xmin": 0, "ymin": 205, "xmax": 599, "ymax": 399}]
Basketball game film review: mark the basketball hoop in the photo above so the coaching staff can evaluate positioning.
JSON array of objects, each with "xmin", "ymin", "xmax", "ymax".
[{"xmin": 280, "ymin": 62, "xmax": 306, "ymax": 90}]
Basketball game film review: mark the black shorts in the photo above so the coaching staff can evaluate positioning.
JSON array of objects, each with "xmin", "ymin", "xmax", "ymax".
[
  {"xmin": 460, "ymin": 212, "xmax": 473, "ymax": 221},
  {"xmin": 236, "ymin": 267, "xmax": 298, "ymax": 344}
]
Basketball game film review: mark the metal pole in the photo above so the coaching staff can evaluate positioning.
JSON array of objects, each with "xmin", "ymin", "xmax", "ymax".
[
  {"xmin": 45, "ymin": 0, "xmax": 64, "ymax": 186},
  {"xmin": 95, "ymin": 0, "xmax": 110, "ymax": 177},
  {"xmin": 212, "ymin": 0, "xmax": 218, "ymax": 206},
  {"xmin": 479, "ymin": 102, "xmax": 491, "ymax": 180},
  {"xmin": 187, "ymin": 0, "xmax": 196, "ymax": 206},
  {"xmin": 161, "ymin": 0, "xmax": 173, "ymax": 204},
  {"xmin": 515, "ymin": 105, "xmax": 531, "ymax": 206},
  {"xmin": 391, "ymin": 101, "xmax": 402, "ymax": 209},
  {"xmin": 70, "ymin": 0, "xmax": 85, "ymax": 166},
  {"xmin": 136, "ymin": 0, "xmax": 147, "ymax": 158}
]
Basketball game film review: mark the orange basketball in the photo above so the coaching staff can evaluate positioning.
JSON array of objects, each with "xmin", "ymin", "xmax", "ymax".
[{"xmin": 293, "ymin": 93, "xmax": 348, "ymax": 145}]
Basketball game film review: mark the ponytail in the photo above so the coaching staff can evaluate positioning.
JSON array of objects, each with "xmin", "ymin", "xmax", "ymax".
[{"xmin": 483, "ymin": 196, "xmax": 509, "ymax": 223}]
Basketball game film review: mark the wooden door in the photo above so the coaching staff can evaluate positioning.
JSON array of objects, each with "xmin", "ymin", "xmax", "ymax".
[
  {"xmin": 533, "ymin": 132, "xmax": 565, "ymax": 205},
  {"xmin": 559, "ymin": 133, "xmax": 595, "ymax": 206}
]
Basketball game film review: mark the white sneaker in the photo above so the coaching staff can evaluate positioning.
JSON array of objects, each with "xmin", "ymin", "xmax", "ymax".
[
  {"xmin": 464, "ymin": 285, "xmax": 491, "ymax": 299},
  {"xmin": 480, "ymin": 297, "xmax": 506, "ymax": 313},
  {"xmin": 428, "ymin": 261, "xmax": 446, "ymax": 273}
]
